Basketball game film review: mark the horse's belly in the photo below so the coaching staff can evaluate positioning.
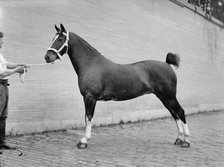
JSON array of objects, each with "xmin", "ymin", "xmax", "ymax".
[
  {"xmin": 99, "ymin": 91, "xmax": 150, "ymax": 101},
  {"xmin": 99, "ymin": 82, "xmax": 152, "ymax": 101}
]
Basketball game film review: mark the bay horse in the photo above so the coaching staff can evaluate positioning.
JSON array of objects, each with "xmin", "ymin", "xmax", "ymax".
[{"xmin": 44, "ymin": 24, "xmax": 190, "ymax": 149}]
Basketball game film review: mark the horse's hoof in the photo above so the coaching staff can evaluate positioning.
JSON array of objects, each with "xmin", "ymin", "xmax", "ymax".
[
  {"xmin": 77, "ymin": 141, "xmax": 88, "ymax": 149},
  {"xmin": 181, "ymin": 141, "xmax": 190, "ymax": 148},
  {"xmin": 174, "ymin": 138, "xmax": 184, "ymax": 145}
]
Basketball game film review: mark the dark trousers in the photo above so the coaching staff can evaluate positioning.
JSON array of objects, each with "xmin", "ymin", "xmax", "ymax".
[
  {"xmin": 0, "ymin": 79, "xmax": 9, "ymax": 120},
  {"xmin": 0, "ymin": 79, "xmax": 9, "ymax": 145},
  {"xmin": 0, "ymin": 80, "xmax": 16, "ymax": 149}
]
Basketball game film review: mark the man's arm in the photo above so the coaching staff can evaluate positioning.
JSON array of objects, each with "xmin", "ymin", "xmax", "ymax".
[
  {"xmin": 6, "ymin": 61, "xmax": 26, "ymax": 69},
  {"xmin": 0, "ymin": 66, "xmax": 26, "ymax": 78}
]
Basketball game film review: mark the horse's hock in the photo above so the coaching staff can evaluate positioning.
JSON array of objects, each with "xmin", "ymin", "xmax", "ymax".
[{"xmin": 0, "ymin": 0, "xmax": 224, "ymax": 135}]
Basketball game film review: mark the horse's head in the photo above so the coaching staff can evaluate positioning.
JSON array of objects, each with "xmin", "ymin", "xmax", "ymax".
[{"xmin": 45, "ymin": 24, "xmax": 69, "ymax": 63}]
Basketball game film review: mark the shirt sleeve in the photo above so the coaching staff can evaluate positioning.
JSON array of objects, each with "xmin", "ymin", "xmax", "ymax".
[{"xmin": 0, "ymin": 54, "xmax": 7, "ymax": 74}]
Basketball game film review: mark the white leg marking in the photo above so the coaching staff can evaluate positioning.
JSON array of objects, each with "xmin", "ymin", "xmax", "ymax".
[
  {"xmin": 182, "ymin": 122, "xmax": 190, "ymax": 142},
  {"xmin": 85, "ymin": 119, "xmax": 92, "ymax": 139},
  {"xmin": 175, "ymin": 119, "xmax": 184, "ymax": 140},
  {"xmin": 80, "ymin": 119, "xmax": 92, "ymax": 143}
]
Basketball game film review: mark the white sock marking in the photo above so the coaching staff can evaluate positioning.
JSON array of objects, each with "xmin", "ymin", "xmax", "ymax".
[
  {"xmin": 80, "ymin": 119, "xmax": 92, "ymax": 143},
  {"xmin": 175, "ymin": 119, "xmax": 184, "ymax": 139},
  {"xmin": 182, "ymin": 122, "xmax": 190, "ymax": 142}
]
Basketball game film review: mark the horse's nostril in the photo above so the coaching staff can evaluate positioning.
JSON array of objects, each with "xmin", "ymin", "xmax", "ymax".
[{"xmin": 45, "ymin": 55, "xmax": 50, "ymax": 62}]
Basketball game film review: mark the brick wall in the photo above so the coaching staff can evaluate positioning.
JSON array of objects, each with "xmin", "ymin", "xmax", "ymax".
[{"xmin": 0, "ymin": 0, "xmax": 223, "ymax": 134}]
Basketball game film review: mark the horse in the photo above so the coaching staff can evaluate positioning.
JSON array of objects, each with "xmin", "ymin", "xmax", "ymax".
[{"xmin": 44, "ymin": 24, "xmax": 190, "ymax": 149}]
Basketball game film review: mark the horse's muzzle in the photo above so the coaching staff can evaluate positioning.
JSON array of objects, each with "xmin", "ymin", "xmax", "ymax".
[{"xmin": 45, "ymin": 52, "xmax": 57, "ymax": 63}]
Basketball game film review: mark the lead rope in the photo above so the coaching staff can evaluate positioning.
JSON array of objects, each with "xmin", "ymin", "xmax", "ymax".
[{"xmin": 19, "ymin": 60, "xmax": 61, "ymax": 83}]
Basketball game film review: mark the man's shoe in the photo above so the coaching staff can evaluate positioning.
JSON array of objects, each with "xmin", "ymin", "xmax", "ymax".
[{"xmin": 0, "ymin": 143, "xmax": 17, "ymax": 150}]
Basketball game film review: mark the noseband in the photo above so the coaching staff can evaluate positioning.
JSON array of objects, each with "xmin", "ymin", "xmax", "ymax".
[{"xmin": 47, "ymin": 31, "xmax": 69, "ymax": 60}]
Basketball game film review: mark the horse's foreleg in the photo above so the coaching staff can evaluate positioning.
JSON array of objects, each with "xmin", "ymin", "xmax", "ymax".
[
  {"xmin": 77, "ymin": 96, "xmax": 96, "ymax": 149},
  {"xmin": 174, "ymin": 119, "xmax": 184, "ymax": 143},
  {"xmin": 80, "ymin": 117, "xmax": 92, "ymax": 144}
]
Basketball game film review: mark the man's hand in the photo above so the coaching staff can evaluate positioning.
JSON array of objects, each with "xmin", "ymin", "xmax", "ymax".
[{"xmin": 15, "ymin": 66, "xmax": 27, "ymax": 74}]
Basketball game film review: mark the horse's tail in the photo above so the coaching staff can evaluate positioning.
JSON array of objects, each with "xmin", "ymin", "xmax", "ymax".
[{"xmin": 166, "ymin": 52, "xmax": 180, "ymax": 68}]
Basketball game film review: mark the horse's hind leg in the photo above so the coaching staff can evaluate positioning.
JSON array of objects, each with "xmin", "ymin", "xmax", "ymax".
[
  {"xmin": 171, "ymin": 98, "xmax": 190, "ymax": 147},
  {"xmin": 157, "ymin": 95, "xmax": 190, "ymax": 148},
  {"xmin": 77, "ymin": 96, "xmax": 97, "ymax": 149}
]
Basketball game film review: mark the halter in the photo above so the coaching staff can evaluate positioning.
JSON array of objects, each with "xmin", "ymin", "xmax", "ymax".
[{"xmin": 47, "ymin": 31, "xmax": 69, "ymax": 60}]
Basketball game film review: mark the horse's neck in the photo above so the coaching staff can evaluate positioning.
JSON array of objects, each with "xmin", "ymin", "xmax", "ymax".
[{"xmin": 68, "ymin": 33, "xmax": 101, "ymax": 76}]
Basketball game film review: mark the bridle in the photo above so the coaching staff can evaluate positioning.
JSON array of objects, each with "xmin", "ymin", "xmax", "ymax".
[{"xmin": 47, "ymin": 31, "xmax": 69, "ymax": 60}]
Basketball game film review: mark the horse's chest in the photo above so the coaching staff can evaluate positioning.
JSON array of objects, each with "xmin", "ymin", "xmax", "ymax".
[{"xmin": 78, "ymin": 74, "xmax": 103, "ymax": 96}]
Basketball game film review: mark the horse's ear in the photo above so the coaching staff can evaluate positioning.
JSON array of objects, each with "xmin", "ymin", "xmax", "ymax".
[
  {"xmin": 60, "ymin": 23, "xmax": 66, "ymax": 33},
  {"xmin": 55, "ymin": 25, "xmax": 60, "ymax": 32}
]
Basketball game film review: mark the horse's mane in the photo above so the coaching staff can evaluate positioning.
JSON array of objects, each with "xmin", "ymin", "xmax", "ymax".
[{"xmin": 71, "ymin": 32, "xmax": 102, "ymax": 56}]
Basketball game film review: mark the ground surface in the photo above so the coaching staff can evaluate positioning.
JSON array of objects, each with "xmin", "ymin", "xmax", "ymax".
[{"xmin": 0, "ymin": 111, "xmax": 223, "ymax": 167}]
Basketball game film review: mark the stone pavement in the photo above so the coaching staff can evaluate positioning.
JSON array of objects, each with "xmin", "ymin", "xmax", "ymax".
[{"xmin": 0, "ymin": 111, "xmax": 224, "ymax": 167}]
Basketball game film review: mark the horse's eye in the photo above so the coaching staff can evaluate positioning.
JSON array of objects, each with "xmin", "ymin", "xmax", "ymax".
[{"xmin": 58, "ymin": 38, "xmax": 63, "ymax": 42}]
